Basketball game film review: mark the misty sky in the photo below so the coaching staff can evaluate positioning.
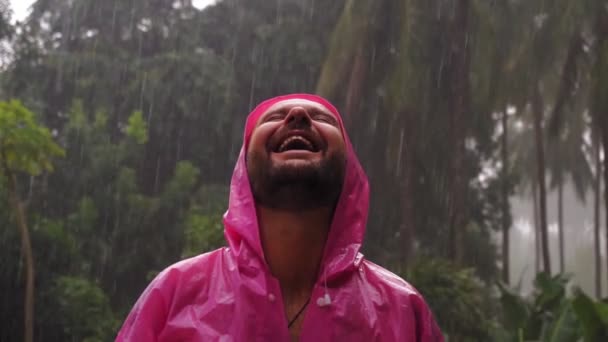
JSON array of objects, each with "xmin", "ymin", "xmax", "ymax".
[
  {"xmin": 10, "ymin": 0, "xmax": 33, "ymax": 22},
  {"xmin": 10, "ymin": 0, "xmax": 216, "ymax": 22}
]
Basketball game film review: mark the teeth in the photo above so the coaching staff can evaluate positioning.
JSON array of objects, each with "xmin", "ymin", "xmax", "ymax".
[{"xmin": 278, "ymin": 135, "xmax": 314, "ymax": 152}]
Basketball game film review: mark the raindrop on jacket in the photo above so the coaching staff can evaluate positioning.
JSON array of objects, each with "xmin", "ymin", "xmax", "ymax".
[{"xmin": 116, "ymin": 94, "xmax": 444, "ymax": 341}]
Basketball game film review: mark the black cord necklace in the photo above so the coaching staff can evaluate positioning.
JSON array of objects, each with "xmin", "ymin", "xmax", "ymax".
[{"xmin": 287, "ymin": 297, "xmax": 311, "ymax": 328}]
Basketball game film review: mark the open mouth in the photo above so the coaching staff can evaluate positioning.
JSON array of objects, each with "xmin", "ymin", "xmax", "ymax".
[{"xmin": 275, "ymin": 135, "xmax": 319, "ymax": 153}]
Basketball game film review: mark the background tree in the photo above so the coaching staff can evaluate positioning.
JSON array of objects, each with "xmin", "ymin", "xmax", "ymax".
[
  {"xmin": 592, "ymin": 126, "xmax": 603, "ymax": 298},
  {"xmin": 0, "ymin": 100, "xmax": 64, "ymax": 342},
  {"xmin": 591, "ymin": 0, "xmax": 608, "ymax": 291}
]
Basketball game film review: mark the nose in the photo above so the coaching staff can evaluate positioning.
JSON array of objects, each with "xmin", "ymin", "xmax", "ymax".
[{"xmin": 285, "ymin": 106, "xmax": 311, "ymax": 127}]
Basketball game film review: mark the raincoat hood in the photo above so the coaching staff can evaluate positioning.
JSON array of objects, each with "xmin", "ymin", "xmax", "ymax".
[
  {"xmin": 116, "ymin": 94, "xmax": 443, "ymax": 342},
  {"xmin": 224, "ymin": 93, "xmax": 368, "ymax": 284}
]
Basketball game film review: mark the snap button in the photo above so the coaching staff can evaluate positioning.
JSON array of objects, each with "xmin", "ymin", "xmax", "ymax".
[{"xmin": 268, "ymin": 293, "xmax": 276, "ymax": 302}]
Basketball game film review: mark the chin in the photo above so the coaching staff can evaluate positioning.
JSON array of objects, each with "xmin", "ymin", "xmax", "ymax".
[
  {"xmin": 270, "ymin": 162, "xmax": 322, "ymax": 185},
  {"xmin": 247, "ymin": 148, "xmax": 346, "ymax": 209}
]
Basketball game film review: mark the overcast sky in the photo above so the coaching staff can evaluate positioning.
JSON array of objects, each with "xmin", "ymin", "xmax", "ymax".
[
  {"xmin": 10, "ymin": 0, "xmax": 34, "ymax": 22},
  {"xmin": 10, "ymin": 0, "xmax": 215, "ymax": 22}
]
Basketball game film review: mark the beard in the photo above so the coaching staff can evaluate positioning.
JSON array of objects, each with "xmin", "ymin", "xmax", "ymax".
[{"xmin": 247, "ymin": 150, "xmax": 346, "ymax": 211}]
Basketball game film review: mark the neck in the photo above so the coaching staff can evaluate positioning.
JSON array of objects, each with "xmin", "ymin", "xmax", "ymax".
[{"xmin": 257, "ymin": 205, "xmax": 332, "ymax": 300}]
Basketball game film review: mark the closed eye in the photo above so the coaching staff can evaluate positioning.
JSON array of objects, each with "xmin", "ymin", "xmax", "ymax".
[
  {"xmin": 312, "ymin": 113, "xmax": 337, "ymax": 125},
  {"xmin": 263, "ymin": 112, "xmax": 286, "ymax": 122}
]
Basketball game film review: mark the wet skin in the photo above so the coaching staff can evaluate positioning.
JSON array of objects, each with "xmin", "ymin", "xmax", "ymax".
[
  {"xmin": 246, "ymin": 99, "xmax": 346, "ymax": 340},
  {"xmin": 247, "ymin": 98, "xmax": 345, "ymax": 177}
]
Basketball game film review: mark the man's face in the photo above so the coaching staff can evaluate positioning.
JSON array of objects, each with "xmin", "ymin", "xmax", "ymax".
[{"xmin": 247, "ymin": 99, "xmax": 346, "ymax": 210}]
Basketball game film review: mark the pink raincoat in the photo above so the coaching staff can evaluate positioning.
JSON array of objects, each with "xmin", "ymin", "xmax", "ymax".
[{"xmin": 116, "ymin": 94, "xmax": 444, "ymax": 341}]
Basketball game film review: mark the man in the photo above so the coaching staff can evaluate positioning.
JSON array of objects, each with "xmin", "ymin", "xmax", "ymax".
[{"xmin": 116, "ymin": 94, "xmax": 443, "ymax": 341}]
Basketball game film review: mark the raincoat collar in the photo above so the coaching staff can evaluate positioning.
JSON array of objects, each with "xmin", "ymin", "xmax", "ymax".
[{"xmin": 223, "ymin": 94, "xmax": 369, "ymax": 283}]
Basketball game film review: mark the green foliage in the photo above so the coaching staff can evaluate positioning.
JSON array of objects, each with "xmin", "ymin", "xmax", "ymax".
[
  {"xmin": 51, "ymin": 276, "xmax": 118, "ymax": 342},
  {"xmin": 162, "ymin": 161, "xmax": 200, "ymax": 207},
  {"xmin": 181, "ymin": 208, "xmax": 224, "ymax": 258},
  {"xmin": 0, "ymin": 100, "xmax": 64, "ymax": 175},
  {"xmin": 571, "ymin": 288, "xmax": 608, "ymax": 342},
  {"xmin": 181, "ymin": 184, "xmax": 228, "ymax": 258},
  {"xmin": 0, "ymin": 0, "xmax": 12, "ymax": 43},
  {"xmin": 67, "ymin": 197, "xmax": 99, "ymax": 234},
  {"xmin": 125, "ymin": 110, "xmax": 148, "ymax": 145},
  {"xmin": 36, "ymin": 218, "xmax": 78, "ymax": 260},
  {"xmin": 67, "ymin": 100, "xmax": 87, "ymax": 130},
  {"xmin": 316, "ymin": 0, "xmax": 376, "ymax": 99},
  {"xmin": 407, "ymin": 258, "xmax": 497, "ymax": 341},
  {"xmin": 496, "ymin": 273, "xmax": 608, "ymax": 342}
]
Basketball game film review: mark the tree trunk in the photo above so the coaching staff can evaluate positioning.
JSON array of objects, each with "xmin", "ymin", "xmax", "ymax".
[
  {"xmin": 602, "ymin": 122, "xmax": 608, "ymax": 295},
  {"xmin": 315, "ymin": 0, "xmax": 376, "ymax": 102},
  {"xmin": 558, "ymin": 179, "xmax": 565, "ymax": 273},
  {"xmin": 594, "ymin": 135, "xmax": 602, "ymax": 299},
  {"xmin": 399, "ymin": 112, "xmax": 417, "ymax": 270},
  {"xmin": 343, "ymin": 43, "xmax": 368, "ymax": 126},
  {"xmin": 603, "ymin": 130, "xmax": 608, "ymax": 296},
  {"xmin": 532, "ymin": 84, "xmax": 551, "ymax": 275},
  {"xmin": 399, "ymin": 158, "xmax": 415, "ymax": 270},
  {"xmin": 399, "ymin": 123, "xmax": 414, "ymax": 268},
  {"xmin": 533, "ymin": 179, "xmax": 540, "ymax": 274},
  {"xmin": 4, "ymin": 168, "xmax": 35, "ymax": 342},
  {"xmin": 595, "ymin": 7, "xmax": 608, "ymax": 300},
  {"xmin": 447, "ymin": 0, "xmax": 471, "ymax": 264},
  {"xmin": 501, "ymin": 109, "xmax": 510, "ymax": 284}
]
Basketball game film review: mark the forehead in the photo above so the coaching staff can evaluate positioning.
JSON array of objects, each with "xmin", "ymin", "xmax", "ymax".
[{"xmin": 262, "ymin": 99, "xmax": 334, "ymax": 116}]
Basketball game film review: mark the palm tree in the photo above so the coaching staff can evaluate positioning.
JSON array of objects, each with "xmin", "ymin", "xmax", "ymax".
[
  {"xmin": 501, "ymin": 109, "xmax": 511, "ymax": 283},
  {"xmin": 546, "ymin": 28, "xmax": 593, "ymax": 275},
  {"xmin": 532, "ymin": 84, "xmax": 552, "ymax": 274},
  {"xmin": 316, "ymin": 0, "xmax": 419, "ymax": 267},
  {"xmin": 546, "ymin": 118, "xmax": 592, "ymax": 275},
  {"xmin": 503, "ymin": 0, "xmax": 593, "ymax": 275},
  {"xmin": 592, "ymin": 130, "xmax": 602, "ymax": 298},
  {"xmin": 591, "ymin": 1, "xmax": 608, "ymax": 291}
]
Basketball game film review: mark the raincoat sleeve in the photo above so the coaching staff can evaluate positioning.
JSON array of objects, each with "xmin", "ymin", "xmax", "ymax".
[
  {"xmin": 115, "ymin": 270, "xmax": 174, "ymax": 342},
  {"xmin": 412, "ymin": 293, "xmax": 444, "ymax": 342}
]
